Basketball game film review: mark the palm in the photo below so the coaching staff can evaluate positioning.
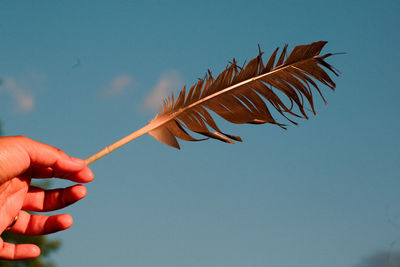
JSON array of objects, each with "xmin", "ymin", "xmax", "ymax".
[{"xmin": 0, "ymin": 176, "xmax": 29, "ymax": 230}]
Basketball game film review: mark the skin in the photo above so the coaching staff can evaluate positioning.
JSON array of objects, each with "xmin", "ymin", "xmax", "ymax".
[{"xmin": 0, "ymin": 136, "xmax": 94, "ymax": 260}]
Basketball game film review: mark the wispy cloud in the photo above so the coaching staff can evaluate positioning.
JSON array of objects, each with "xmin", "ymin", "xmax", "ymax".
[
  {"xmin": 0, "ymin": 77, "xmax": 35, "ymax": 112},
  {"xmin": 103, "ymin": 74, "xmax": 133, "ymax": 96},
  {"xmin": 144, "ymin": 70, "xmax": 183, "ymax": 110}
]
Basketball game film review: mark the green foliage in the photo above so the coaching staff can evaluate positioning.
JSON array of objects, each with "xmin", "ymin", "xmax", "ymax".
[
  {"xmin": 0, "ymin": 232, "xmax": 61, "ymax": 267},
  {"xmin": 0, "ymin": 120, "xmax": 61, "ymax": 266}
]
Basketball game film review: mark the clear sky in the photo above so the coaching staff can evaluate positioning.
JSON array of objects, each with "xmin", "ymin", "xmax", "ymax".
[{"xmin": 1, "ymin": 0, "xmax": 400, "ymax": 266}]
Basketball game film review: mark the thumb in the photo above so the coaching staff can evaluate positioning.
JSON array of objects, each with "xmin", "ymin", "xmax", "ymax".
[{"xmin": 0, "ymin": 136, "xmax": 86, "ymax": 183}]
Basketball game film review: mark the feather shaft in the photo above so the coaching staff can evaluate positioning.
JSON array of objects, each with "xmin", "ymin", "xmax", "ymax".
[
  {"xmin": 85, "ymin": 41, "xmax": 339, "ymax": 164},
  {"xmin": 85, "ymin": 115, "xmax": 173, "ymax": 165},
  {"xmin": 86, "ymin": 61, "xmax": 302, "ymax": 164}
]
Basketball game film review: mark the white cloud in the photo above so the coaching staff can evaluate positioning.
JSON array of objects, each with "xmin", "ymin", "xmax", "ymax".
[
  {"xmin": 0, "ymin": 77, "xmax": 35, "ymax": 112},
  {"xmin": 103, "ymin": 74, "xmax": 133, "ymax": 96},
  {"xmin": 144, "ymin": 70, "xmax": 183, "ymax": 110}
]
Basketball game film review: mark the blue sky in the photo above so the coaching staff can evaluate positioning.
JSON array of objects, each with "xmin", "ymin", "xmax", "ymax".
[{"xmin": 1, "ymin": 0, "xmax": 400, "ymax": 266}]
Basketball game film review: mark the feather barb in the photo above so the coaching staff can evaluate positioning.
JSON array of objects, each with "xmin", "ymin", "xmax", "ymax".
[{"xmin": 85, "ymin": 41, "xmax": 339, "ymax": 165}]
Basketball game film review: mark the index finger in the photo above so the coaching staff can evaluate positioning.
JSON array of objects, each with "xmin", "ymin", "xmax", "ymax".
[{"xmin": 31, "ymin": 166, "xmax": 94, "ymax": 183}]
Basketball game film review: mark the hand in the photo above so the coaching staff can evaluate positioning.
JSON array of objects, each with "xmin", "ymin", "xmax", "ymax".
[{"xmin": 0, "ymin": 136, "xmax": 94, "ymax": 260}]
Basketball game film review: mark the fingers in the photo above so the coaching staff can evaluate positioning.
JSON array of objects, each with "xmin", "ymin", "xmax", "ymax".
[
  {"xmin": 67, "ymin": 167, "xmax": 94, "ymax": 183},
  {"xmin": 8, "ymin": 210, "xmax": 73, "ymax": 236},
  {"xmin": 23, "ymin": 184, "xmax": 87, "ymax": 212},
  {"xmin": 24, "ymin": 137, "xmax": 95, "ymax": 182},
  {"xmin": 0, "ymin": 239, "xmax": 40, "ymax": 260},
  {"xmin": 0, "ymin": 136, "xmax": 94, "ymax": 183},
  {"xmin": 31, "ymin": 165, "xmax": 94, "ymax": 183},
  {"xmin": 20, "ymin": 136, "xmax": 86, "ymax": 173}
]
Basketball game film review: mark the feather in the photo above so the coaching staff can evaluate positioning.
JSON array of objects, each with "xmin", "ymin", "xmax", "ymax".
[
  {"xmin": 85, "ymin": 41, "xmax": 339, "ymax": 164},
  {"xmin": 147, "ymin": 41, "xmax": 338, "ymax": 148}
]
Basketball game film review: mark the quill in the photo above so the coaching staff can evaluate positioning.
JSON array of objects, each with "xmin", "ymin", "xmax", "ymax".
[{"xmin": 85, "ymin": 41, "xmax": 339, "ymax": 165}]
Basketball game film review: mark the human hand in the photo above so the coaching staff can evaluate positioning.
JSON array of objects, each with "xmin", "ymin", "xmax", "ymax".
[{"xmin": 0, "ymin": 136, "xmax": 94, "ymax": 260}]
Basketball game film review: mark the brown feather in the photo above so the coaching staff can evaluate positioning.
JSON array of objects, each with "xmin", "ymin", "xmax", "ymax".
[
  {"xmin": 148, "ymin": 41, "xmax": 338, "ymax": 149},
  {"xmin": 85, "ymin": 41, "xmax": 341, "ymax": 164}
]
